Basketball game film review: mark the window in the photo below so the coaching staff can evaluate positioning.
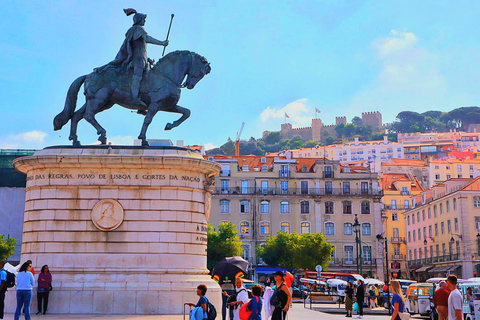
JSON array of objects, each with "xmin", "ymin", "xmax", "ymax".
[
  {"xmin": 404, "ymin": 200, "xmax": 410, "ymax": 209},
  {"xmin": 474, "ymin": 197, "xmax": 480, "ymax": 208},
  {"xmin": 361, "ymin": 182, "xmax": 369, "ymax": 194},
  {"xmin": 343, "ymin": 182, "xmax": 350, "ymax": 195},
  {"xmin": 220, "ymin": 200, "xmax": 230, "ymax": 213},
  {"xmin": 414, "ymin": 249, "xmax": 417, "ymax": 260},
  {"xmin": 436, "ymin": 244, "xmax": 439, "ymax": 257},
  {"xmin": 393, "ymin": 228, "xmax": 400, "ymax": 238},
  {"xmin": 418, "ymin": 228, "xmax": 421, "ymax": 239},
  {"xmin": 392, "ymin": 212, "xmax": 398, "ymax": 221},
  {"xmin": 301, "ymin": 200, "xmax": 310, "ymax": 214},
  {"xmin": 280, "ymin": 222, "xmax": 290, "ymax": 233},
  {"xmin": 343, "ymin": 201, "xmax": 352, "ymax": 214},
  {"xmin": 363, "ymin": 246, "xmax": 372, "ymax": 262},
  {"xmin": 240, "ymin": 201, "xmax": 250, "ymax": 213},
  {"xmin": 325, "ymin": 201, "xmax": 334, "ymax": 214},
  {"xmin": 260, "ymin": 221, "xmax": 270, "ymax": 235},
  {"xmin": 447, "ymin": 220, "xmax": 451, "ymax": 233},
  {"xmin": 301, "ymin": 222, "xmax": 311, "ymax": 234},
  {"xmin": 435, "ymin": 174, "xmax": 440, "ymax": 180},
  {"xmin": 345, "ymin": 246, "xmax": 354, "ymax": 263},
  {"xmin": 417, "ymin": 212, "xmax": 420, "ymax": 222},
  {"xmin": 261, "ymin": 157, "xmax": 266, "ymax": 163},
  {"xmin": 301, "ymin": 166, "xmax": 308, "ymax": 173},
  {"xmin": 325, "ymin": 222, "xmax": 335, "ymax": 235},
  {"xmin": 280, "ymin": 201, "xmax": 290, "ymax": 213},
  {"xmin": 394, "ymin": 244, "xmax": 401, "ymax": 256},
  {"xmin": 300, "ymin": 181, "xmax": 308, "ymax": 194},
  {"xmin": 260, "ymin": 201, "xmax": 270, "ymax": 214},
  {"xmin": 407, "ymin": 215, "xmax": 410, "ymax": 225},
  {"xmin": 441, "ymin": 221, "xmax": 445, "ymax": 234},
  {"xmin": 434, "ymin": 205, "xmax": 437, "ymax": 217},
  {"xmin": 241, "ymin": 180, "xmax": 249, "ymax": 194},
  {"xmin": 428, "ymin": 208, "xmax": 431, "ymax": 219},
  {"xmin": 362, "ymin": 223, "xmax": 371, "ymax": 236},
  {"xmin": 422, "ymin": 210, "xmax": 425, "ymax": 221},
  {"xmin": 440, "ymin": 203, "xmax": 443, "ymax": 215},
  {"xmin": 361, "ymin": 201, "xmax": 370, "ymax": 214},
  {"xmin": 423, "ymin": 227, "xmax": 426, "ymax": 240},
  {"xmin": 429, "ymin": 225, "xmax": 432, "ymax": 238},
  {"xmin": 435, "ymin": 224, "xmax": 438, "ymax": 236},
  {"xmin": 344, "ymin": 223, "xmax": 353, "ymax": 235},
  {"xmin": 454, "ymin": 218, "xmax": 458, "ymax": 231},
  {"xmin": 471, "ymin": 165, "xmax": 474, "ymax": 172},
  {"xmin": 453, "ymin": 198, "xmax": 457, "ymax": 210},
  {"xmin": 325, "ymin": 181, "xmax": 333, "ymax": 194},
  {"xmin": 242, "ymin": 165, "xmax": 249, "ymax": 172},
  {"xmin": 457, "ymin": 164, "xmax": 462, "ymax": 172},
  {"xmin": 221, "ymin": 180, "xmax": 229, "ymax": 192},
  {"xmin": 240, "ymin": 221, "xmax": 250, "ymax": 234},
  {"xmin": 408, "ymin": 231, "xmax": 411, "ymax": 242},
  {"xmin": 261, "ymin": 165, "xmax": 268, "ymax": 172},
  {"xmin": 241, "ymin": 244, "xmax": 250, "ymax": 260},
  {"xmin": 446, "ymin": 201, "xmax": 450, "ymax": 213},
  {"xmin": 261, "ymin": 180, "xmax": 269, "ymax": 194},
  {"xmin": 324, "ymin": 166, "xmax": 333, "ymax": 178},
  {"xmin": 280, "ymin": 165, "xmax": 289, "ymax": 177},
  {"xmin": 281, "ymin": 181, "xmax": 288, "ymax": 194},
  {"xmin": 391, "ymin": 200, "xmax": 397, "ymax": 210},
  {"xmin": 413, "ymin": 230, "xmax": 416, "ymax": 241},
  {"xmin": 401, "ymin": 186, "xmax": 408, "ymax": 195}
]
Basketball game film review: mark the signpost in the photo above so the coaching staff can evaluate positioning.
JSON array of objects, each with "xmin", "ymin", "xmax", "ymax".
[{"xmin": 315, "ymin": 264, "xmax": 323, "ymax": 279}]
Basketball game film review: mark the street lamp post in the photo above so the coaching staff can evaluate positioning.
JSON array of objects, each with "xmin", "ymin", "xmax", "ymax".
[
  {"xmin": 353, "ymin": 214, "xmax": 363, "ymax": 275},
  {"xmin": 377, "ymin": 234, "xmax": 391, "ymax": 316}
]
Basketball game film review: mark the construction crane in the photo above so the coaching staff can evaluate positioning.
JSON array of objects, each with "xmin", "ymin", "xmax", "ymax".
[{"xmin": 234, "ymin": 122, "xmax": 245, "ymax": 156}]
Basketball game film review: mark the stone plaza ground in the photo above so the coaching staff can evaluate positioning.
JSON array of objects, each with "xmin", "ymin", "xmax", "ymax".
[{"xmin": 2, "ymin": 303, "xmax": 421, "ymax": 320}]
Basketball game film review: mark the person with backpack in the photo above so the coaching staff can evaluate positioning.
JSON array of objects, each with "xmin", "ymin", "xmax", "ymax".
[
  {"xmin": 271, "ymin": 271, "xmax": 292, "ymax": 320},
  {"xmin": 0, "ymin": 261, "xmax": 7, "ymax": 320},
  {"xmin": 246, "ymin": 285, "xmax": 263, "ymax": 320},
  {"xmin": 188, "ymin": 284, "xmax": 213, "ymax": 320},
  {"xmin": 229, "ymin": 278, "xmax": 248, "ymax": 320},
  {"xmin": 14, "ymin": 261, "xmax": 35, "ymax": 320}
]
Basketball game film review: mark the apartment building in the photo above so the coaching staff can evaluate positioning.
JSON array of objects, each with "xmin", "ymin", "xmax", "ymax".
[
  {"xmin": 205, "ymin": 155, "xmax": 384, "ymax": 279},
  {"xmin": 380, "ymin": 173, "xmax": 424, "ymax": 279},
  {"xmin": 430, "ymin": 159, "xmax": 480, "ymax": 186},
  {"xmin": 404, "ymin": 178, "xmax": 480, "ymax": 281},
  {"xmin": 381, "ymin": 158, "xmax": 430, "ymax": 190}
]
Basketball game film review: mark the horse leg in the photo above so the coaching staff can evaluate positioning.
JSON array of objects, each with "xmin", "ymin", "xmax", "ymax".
[
  {"xmin": 138, "ymin": 102, "xmax": 161, "ymax": 146},
  {"xmin": 83, "ymin": 93, "xmax": 113, "ymax": 144},
  {"xmin": 164, "ymin": 105, "xmax": 191, "ymax": 131},
  {"xmin": 69, "ymin": 104, "xmax": 86, "ymax": 147}
]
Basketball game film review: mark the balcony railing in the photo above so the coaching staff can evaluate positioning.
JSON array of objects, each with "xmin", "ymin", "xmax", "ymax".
[
  {"xmin": 407, "ymin": 254, "xmax": 460, "ymax": 267},
  {"xmin": 382, "ymin": 205, "xmax": 410, "ymax": 211},
  {"xmin": 213, "ymin": 187, "xmax": 382, "ymax": 196},
  {"xmin": 390, "ymin": 237, "xmax": 406, "ymax": 244},
  {"xmin": 391, "ymin": 254, "xmax": 406, "ymax": 260},
  {"xmin": 323, "ymin": 171, "xmax": 334, "ymax": 178}
]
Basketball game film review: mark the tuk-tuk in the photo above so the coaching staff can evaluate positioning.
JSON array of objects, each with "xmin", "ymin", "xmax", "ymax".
[
  {"xmin": 405, "ymin": 282, "xmax": 434, "ymax": 316},
  {"xmin": 326, "ymin": 278, "xmax": 348, "ymax": 302},
  {"xmin": 459, "ymin": 282, "xmax": 480, "ymax": 320}
]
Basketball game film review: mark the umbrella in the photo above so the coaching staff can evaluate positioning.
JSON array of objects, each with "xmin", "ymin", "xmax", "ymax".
[{"xmin": 212, "ymin": 256, "xmax": 249, "ymax": 285}]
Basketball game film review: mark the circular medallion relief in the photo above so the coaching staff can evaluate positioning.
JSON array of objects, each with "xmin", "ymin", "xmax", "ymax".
[{"xmin": 91, "ymin": 199, "xmax": 124, "ymax": 231}]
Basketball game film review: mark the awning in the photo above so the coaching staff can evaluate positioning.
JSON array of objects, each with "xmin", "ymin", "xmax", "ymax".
[
  {"xmin": 416, "ymin": 265, "xmax": 434, "ymax": 272},
  {"xmin": 447, "ymin": 265, "xmax": 461, "ymax": 271},
  {"xmin": 408, "ymin": 265, "xmax": 422, "ymax": 270},
  {"xmin": 255, "ymin": 267, "xmax": 289, "ymax": 275},
  {"xmin": 430, "ymin": 266, "xmax": 451, "ymax": 273}
]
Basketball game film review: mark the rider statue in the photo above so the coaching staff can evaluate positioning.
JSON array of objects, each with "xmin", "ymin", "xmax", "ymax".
[{"xmin": 105, "ymin": 8, "xmax": 169, "ymax": 107}]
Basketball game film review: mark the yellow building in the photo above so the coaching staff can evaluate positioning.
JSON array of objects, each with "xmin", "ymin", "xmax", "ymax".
[
  {"xmin": 205, "ymin": 155, "xmax": 384, "ymax": 279},
  {"xmin": 430, "ymin": 158, "xmax": 480, "ymax": 186},
  {"xmin": 380, "ymin": 173, "xmax": 424, "ymax": 279}
]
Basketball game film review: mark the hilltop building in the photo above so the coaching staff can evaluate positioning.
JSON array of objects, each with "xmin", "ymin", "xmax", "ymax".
[
  {"xmin": 263, "ymin": 111, "xmax": 383, "ymax": 142},
  {"xmin": 205, "ymin": 154, "xmax": 384, "ymax": 279}
]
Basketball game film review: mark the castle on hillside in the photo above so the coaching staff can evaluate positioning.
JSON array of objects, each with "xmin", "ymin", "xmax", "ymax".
[{"xmin": 263, "ymin": 111, "xmax": 382, "ymax": 141}]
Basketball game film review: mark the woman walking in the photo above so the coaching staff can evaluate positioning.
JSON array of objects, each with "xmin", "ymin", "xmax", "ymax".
[
  {"xmin": 14, "ymin": 261, "xmax": 35, "ymax": 320},
  {"xmin": 389, "ymin": 280, "xmax": 406, "ymax": 320},
  {"xmin": 345, "ymin": 282, "xmax": 354, "ymax": 317},
  {"xmin": 36, "ymin": 265, "xmax": 52, "ymax": 315}
]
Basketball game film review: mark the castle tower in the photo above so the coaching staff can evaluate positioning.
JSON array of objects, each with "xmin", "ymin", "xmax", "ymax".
[
  {"xmin": 335, "ymin": 116, "xmax": 347, "ymax": 126},
  {"xmin": 362, "ymin": 111, "xmax": 382, "ymax": 128},
  {"xmin": 311, "ymin": 118, "xmax": 323, "ymax": 141},
  {"xmin": 281, "ymin": 123, "xmax": 293, "ymax": 140}
]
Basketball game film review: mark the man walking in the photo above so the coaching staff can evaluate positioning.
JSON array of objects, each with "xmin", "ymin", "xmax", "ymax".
[
  {"xmin": 433, "ymin": 281, "xmax": 450, "ymax": 320},
  {"xmin": 0, "ymin": 261, "xmax": 7, "ymax": 320},
  {"xmin": 355, "ymin": 280, "xmax": 365, "ymax": 319},
  {"xmin": 447, "ymin": 275, "xmax": 463, "ymax": 320}
]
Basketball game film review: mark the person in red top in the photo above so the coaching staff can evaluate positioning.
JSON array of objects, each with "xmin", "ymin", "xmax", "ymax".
[{"xmin": 433, "ymin": 281, "xmax": 450, "ymax": 320}]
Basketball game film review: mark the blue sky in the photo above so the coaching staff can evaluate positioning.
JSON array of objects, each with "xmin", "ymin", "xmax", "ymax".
[{"xmin": 2, "ymin": 1, "xmax": 480, "ymax": 150}]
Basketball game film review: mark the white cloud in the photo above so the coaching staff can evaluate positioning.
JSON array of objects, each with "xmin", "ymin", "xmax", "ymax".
[
  {"xmin": 259, "ymin": 98, "xmax": 314, "ymax": 128},
  {"xmin": 373, "ymin": 30, "xmax": 418, "ymax": 60},
  {"xmin": 204, "ymin": 143, "xmax": 219, "ymax": 151},
  {"xmin": 0, "ymin": 130, "xmax": 48, "ymax": 149},
  {"xmin": 107, "ymin": 135, "xmax": 136, "ymax": 145}
]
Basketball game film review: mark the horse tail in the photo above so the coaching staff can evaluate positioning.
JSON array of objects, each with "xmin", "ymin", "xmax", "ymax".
[{"xmin": 53, "ymin": 75, "xmax": 87, "ymax": 130}]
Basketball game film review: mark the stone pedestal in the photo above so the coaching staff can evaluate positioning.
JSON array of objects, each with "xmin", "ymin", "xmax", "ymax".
[{"xmin": 12, "ymin": 146, "xmax": 221, "ymax": 314}]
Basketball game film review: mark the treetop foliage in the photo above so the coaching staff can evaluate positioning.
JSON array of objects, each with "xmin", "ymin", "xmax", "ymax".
[
  {"xmin": 0, "ymin": 235, "xmax": 16, "ymax": 261},
  {"xmin": 207, "ymin": 222, "xmax": 243, "ymax": 272}
]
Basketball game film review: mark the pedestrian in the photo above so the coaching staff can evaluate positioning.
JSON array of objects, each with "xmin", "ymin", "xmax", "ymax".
[
  {"xmin": 389, "ymin": 280, "xmax": 405, "ymax": 320},
  {"xmin": 369, "ymin": 285, "xmax": 376, "ymax": 308},
  {"xmin": 345, "ymin": 282, "xmax": 354, "ymax": 317},
  {"xmin": 221, "ymin": 282, "xmax": 235, "ymax": 320},
  {"xmin": 36, "ymin": 265, "xmax": 52, "ymax": 315},
  {"xmin": 433, "ymin": 281, "xmax": 450, "ymax": 320},
  {"xmin": 447, "ymin": 275, "xmax": 463, "ymax": 320},
  {"xmin": 246, "ymin": 284, "xmax": 263, "ymax": 320},
  {"xmin": 355, "ymin": 279, "xmax": 365, "ymax": 319},
  {"xmin": 467, "ymin": 287, "xmax": 474, "ymax": 313},
  {"xmin": 187, "ymin": 284, "xmax": 209, "ymax": 320},
  {"xmin": 271, "ymin": 271, "xmax": 292, "ymax": 320},
  {"xmin": 230, "ymin": 278, "xmax": 249, "ymax": 320},
  {"xmin": 0, "ymin": 261, "xmax": 7, "ymax": 320},
  {"xmin": 14, "ymin": 261, "xmax": 35, "ymax": 320}
]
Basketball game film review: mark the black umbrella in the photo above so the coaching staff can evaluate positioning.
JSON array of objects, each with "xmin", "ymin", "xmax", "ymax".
[{"xmin": 212, "ymin": 256, "xmax": 249, "ymax": 285}]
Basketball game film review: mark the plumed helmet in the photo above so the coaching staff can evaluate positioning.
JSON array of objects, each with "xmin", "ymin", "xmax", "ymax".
[{"xmin": 123, "ymin": 8, "xmax": 146, "ymax": 25}]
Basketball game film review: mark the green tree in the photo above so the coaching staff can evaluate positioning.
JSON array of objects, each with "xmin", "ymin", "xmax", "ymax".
[
  {"xmin": 0, "ymin": 235, "xmax": 16, "ymax": 261},
  {"xmin": 257, "ymin": 232, "xmax": 333, "ymax": 270},
  {"xmin": 352, "ymin": 116, "xmax": 362, "ymax": 126},
  {"xmin": 335, "ymin": 123, "xmax": 345, "ymax": 138},
  {"xmin": 343, "ymin": 123, "xmax": 356, "ymax": 137},
  {"xmin": 264, "ymin": 132, "xmax": 281, "ymax": 145},
  {"xmin": 325, "ymin": 136, "xmax": 334, "ymax": 145},
  {"xmin": 207, "ymin": 222, "xmax": 243, "ymax": 272}
]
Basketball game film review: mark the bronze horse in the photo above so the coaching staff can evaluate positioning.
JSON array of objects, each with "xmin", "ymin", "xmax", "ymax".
[{"xmin": 54, "ymin": 50, "xmax": 211, "ymax": 146}]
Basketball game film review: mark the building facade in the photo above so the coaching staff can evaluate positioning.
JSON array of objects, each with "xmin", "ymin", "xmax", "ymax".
[
  {"xmin": 404, "ymin": 178, "xmax": 480, "ymax": 280},
  {"xmin": 206, "ymin": 155, "xmax": 385, "ymax": 279}
]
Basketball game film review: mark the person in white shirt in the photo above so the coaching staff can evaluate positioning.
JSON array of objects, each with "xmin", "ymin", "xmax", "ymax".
[
  {"xmin": 230, "ymin": 278, "xmax": 249, "ymax": 320},
  {"xmin": 447, "ymin": 275, "xmax": 463, "ymax": 320},
  {"xmin": 14, "ymin": 261, "xmax": 35, "ymax": 320}
]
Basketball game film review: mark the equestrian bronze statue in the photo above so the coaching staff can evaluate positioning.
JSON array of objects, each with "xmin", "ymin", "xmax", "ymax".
[{"xmin": 53, "ymin": 9, "xmax": 211, "ymax": 146}]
